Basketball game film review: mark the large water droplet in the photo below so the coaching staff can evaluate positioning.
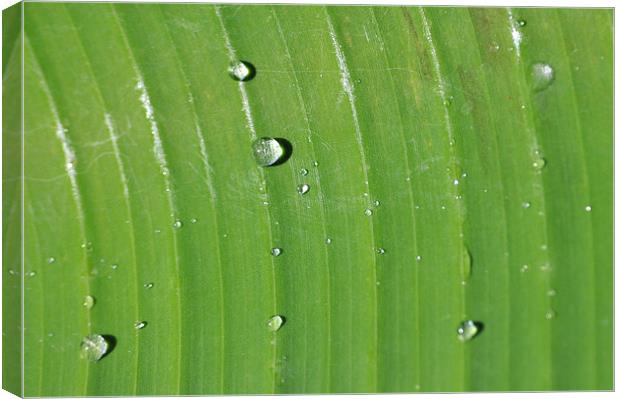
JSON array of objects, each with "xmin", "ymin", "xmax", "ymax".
[
  {"xmin": 585, "ymin": 205, "xmax": 592, "ymax": 212},
  {"xmin": 457, "ymin": 320, "xmax": 482, "ymax": 342},
  {"xmin": 228, "ymin": 60, "xmax": 255, "ymax": 81},
  {"xmin": 531, "ymin": 63, "xmax": 555, "ymax": 91},
  {"xmin": 83, "ymin": 295, "xmax": 95, "ymax": 310},
  {"xmin": 325, "ymin": 238, "xmax": 332, "ymax": 245},
  {"xmin": 297, "ymin": 184, "xmax": 310, "ymax": 195},
  {"xmin": 80, "ymin": 334, "xmax": 110, "ymax": 362},
  {"xmin": 271, "ymin": 247, "xmax": 283, "ymax": 257},
  {"xmin": 267, "ymin": 315, "xmax": 285, "ymax": 332},
  {"xmin": 252, "ymin": 138, "xmax": 288, "ymax": 167},
  {"xmin": 172, "ymin": 220, "xmax": 183, "ymax": 229}
]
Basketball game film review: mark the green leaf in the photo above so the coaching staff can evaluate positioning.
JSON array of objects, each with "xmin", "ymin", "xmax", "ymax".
[{"xmin": 9, "ymin": 3, "xmax": 612, "ymax": 395}]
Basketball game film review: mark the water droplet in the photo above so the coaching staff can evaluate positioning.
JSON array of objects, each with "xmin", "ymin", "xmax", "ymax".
[
  {"xmin": 300, "ymin": 168, "xmax": 308, "ymax": 176},
  {"xmin": 154, "ymin": 229, "xmax": 161, "ymax": 234},
  {"xmin": 376, "ymin": 248, "xmax": 386, "ymax": 255},
  {"xmin": 81, "ymin": 242, "xmax": 93, "ymax": 252},
  {"xmin": 532, "ymin": 156, "xmax": 547, "ymax": 171},
  {"xmin": 252, "ymin": 138, "xmax": 287, "ymax": 167},
  {"xmin": 297, "ymin": 184, "xmax": 310, "ymax": 195},
  {"xmin": 364, "ymin": 208, "xmax": 373, "ymax": 216},
  {"xmin": 325, "ymin": 238, "xmax": 332, "ymax": 244},
  {"xmin": 47, "ymin": 257, "xmax": 56, "ymax": 264},
  {"xmin": 531, "ymin": 63, "xmax": 555, "ymax": 91},
  {"xmin": 547, "ymin": 289, "xmax": 557, "ymax": 297},
  {"xmin": 313, "ymin": 161, "xmax": 319, "ymax": 167},
  {"xmin": 520, "ymin": 264, "xmax": 529, "ymax": 273},
  {"xmin": 541, "ymin": 244, "xmax": 548, "ymax": 251},
  {"xmin": 80, "ymin": 334, "xmax": 110, "ymax": 362},
  {"xmin": 518, "ymin": 19, "xmax": 527, "ymax": 27},
  {"xmin": 26, "ymin": 271, "xmax": 36, "ymax": 277},
  {"xmin": 144, "ymin": 283, "xmax": 154, "ymax": 289},
  {"xmin": 190, "ymin": 218, "xmax": 198, "ymax": 224},
  {"xmin": 457, "ymin": 320, "xmax": 482, "ymax": 342},
  {"xmin": 585, "ymin": 205, "xmax": 592, "ymax": 212},
  {"xmin": 540, "ymin": 262, "xmax": 552, "ymax": 272},
  {"xmin": 228, "ymin": 60, "xmax": 255, "ymax": 81},
  {"xmin": 134, "ymin": 321, "xmax": 147, "ymax": 330},
  {"xmin": 111, "ymin": 264, "xmax": 118, "ymax": 270},
  {"xmin": 453, "ymin": 179, "xmax": 459, "ymax": 186},
  {"xmin": 271, "ymin": 247, "xmax": 283, "ymax": 257},
  {"xmin": 83, "ymin": 295, "xmax": 95, "ymax": 309},
  {"xmin": 267, "ymin": 315, "xmax": 285, "ymax": 332},
  {"xmin": 373, "ymin": 200, "xmax": 380, "ymax": 207},
  {"xmin": 172, "ymin": 220, "xmax": 183, "ymax": 229},
  {"xmin": 416, "ymin": 255, "xmax": 422, "ymax": 262},
  {"xmin": 522, "ymin": 201, "xmax": 531, "ymax": 209},
  {"xmin": 545, "ymin": 310, "xmax": 557, "ymax": 320}
]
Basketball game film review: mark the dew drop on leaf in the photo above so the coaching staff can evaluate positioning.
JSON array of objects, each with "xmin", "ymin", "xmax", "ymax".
[
  {"xmin": 585, "ymin": 205, "xmax": 592, "ymax": 212},
  {"xmin": 134, "ymin": 321, "xmax": 147, "ymax": 330},
  {"xmin": 228, "ymin": 60, "xmax": 255, "ymax": 81},
  {"xmin": 80, "ymin": 334, "xmax": 110, "ymax": 362},
  {"xmin": 83, "ymin": 295, "xmax": 95, "ymax": 310},
  {"xmin": 325, "ymin": 238, "xmax": 332, "ymax": 245},
  {"xmin": 297, "ymin": 184, "xmax": 310, "ymax": 195},
  {"xmin": 376, "ymin": 248, "xmax": 386, "ymax": 255},
  {"xmin": 364, "ymin": 208, "xmax": 373, "ymax": 216},
  {"xmin": 47, "ymin": 257, "xmax": 56, "ymax": 264},
  {"xmin": 457, "ymin": 320, "xmax": 482, "ymax": 342},
  {"xmin": 300, "ymin": 168, "xmax": 308, "ymax": 176},
  {"xmin": 518, "ymin": 19, "xmax": 527, "ymax": 27},
  {"xmin": 271, "ymin": 247, "xmax": 283, "ymax": 257},
  {"xmin": 461, "ymin": 247, "xmax": 472, "ymax": 282},
  {"xmin": 532, "ymin": 156, "xmax": 547, "ymax": 171},
  {"xmin": 144, "ymin": 283, "xmax": 154, "ymax": 289},
  {"xmin": 252, "ymin": 138, "xmax": 286, "ymax": 167},
  {"xmin": 172, "ymin": 220, "xmax": 183, "ymax": 229},
  {"xmin": 267, "ymin": 315, "xmax": 285, "ymax": 332},
  {"xmin": 545, "ymin": 310, "xmax": 557, "ymax": 320},
  {"xmin": 522, "ymin": 201, "xmax": 531, "ymax": 209},
  {"xmin": 531, "ymin": 63, "xmax": 555, "ymax": 91}
]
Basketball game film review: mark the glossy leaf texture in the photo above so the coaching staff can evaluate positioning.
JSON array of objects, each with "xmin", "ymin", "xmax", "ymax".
[{"xmin": 15, "ymin": 3, "xmax": 612, "ymax": 395}]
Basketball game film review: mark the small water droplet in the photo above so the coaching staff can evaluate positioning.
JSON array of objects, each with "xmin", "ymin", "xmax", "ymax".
[
  {"xmin": 252, "ymin": 138, "xmax": 287, "ymax": 167},
  {"xmin": 325, "ymin": 238, "xmax": 332, "ymax": 244},
  {"xmin": 541, "ymin": 244, "xmax": 548, "ymax": 251},
  {"xmin": 190, "ymin": 218, "xmax": 198, "ymax": 224},
  {"xmin": 271, "ymin": 247, "xmax": 283, "ymax": 257},
  {"xmin": 144, "ymin": 283, "xmax": 154, "ymax": 289},
  {"xmin": 228, "ymin": 60, "xmax": 255, "ymax": 81},
  {"xmin": 297, "ymin": 184, "xmax": 310, "ymax": 195},
  {"xmin": 154, "ymin": 229, "xmax": 161, "ymax": 234},
  {"xmin": 134, "ymin": 321, "xmax": 147, "ymax": 330},
  {"xmin": 547, "ymin": 289, "xmax": 557, "ymax": 297},
  {"xmin": 545, "ymin": 310, "xmax": 557, "ymax": 320},
  {"xmin": 540, "ymin": 262, "xmax": 552, "ymax": 272},
  {"xmin": 83, "ymin": 295, "xmax": 95, "ymax": 309},
  {"xmin": 376, "ymin": 248, "xmax": 385, "ymax": 255},
  {"xmin": 457, "ymin": 320, "xmax": 482, "ymax": 342},
  {"xmin": 111, "ymin": 264, "xmax": 118, "ymax": 270},
  {"xmin": 531, "ymin": 63, "xmax": 555, "ymax": 91},
  {"xmin": 313, "ymin": 161, "xmax": 319, "ymax": 167},
  {"xmin": 522, "ymin": 201, "xmax": 531, "ymax": 209},
  {"xmin": 47, "ymin": 257, "xmax": 56, "ymax": 264},
  {"xmin": 585, "ymin": 205, "xmax": 592, "ymax": 212},
  {"xmin": 520, "ymin": 264, "xmax": 529, "ymax": 273},
  {"xmin": 172, "ymin": 220, "xmax": 183, "ymax": 229},
  {"xmin": 364, "ymin": 208, "xmax": 373, "ymax": 216},
  {"xmin": 80, "ymin": 334, "xmax": 110, "ymax": 362},
  {"xmin": 518, "ymin": 19, "xmax": 527, "ymax": 27},
  {"xmin": 26, "ymin": 271, "xmax": 36, "ymax": 277},
  {"xmin": 300, "ymin": 168, "xmax": 308, "ymax": 176},
  {"xmin": 416, "ymin": 255, "xmax": 422, "ymax": 262},
  {"xmin": 81, "ymin": 242, "xmax": 93, "ymax": 252},
  {"xmin": 532, "ymin": 156, "xmax": 547, "ymax": 171},
  {"xmin": 373, "ymin": 200, "xmax": 381, "ymax": 207},
  {"xmin": 267, "ymin": 315, "xmax": 285, "ymax": 332},
  {"xmin": 453, "ymin": 179, "xmax": 460, "ymax": 186}
]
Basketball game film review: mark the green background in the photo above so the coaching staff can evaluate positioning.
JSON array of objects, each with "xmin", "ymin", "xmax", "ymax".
[{"xmin": 4, "ymin": 2, "xmax": 613, "ymax": 395}]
